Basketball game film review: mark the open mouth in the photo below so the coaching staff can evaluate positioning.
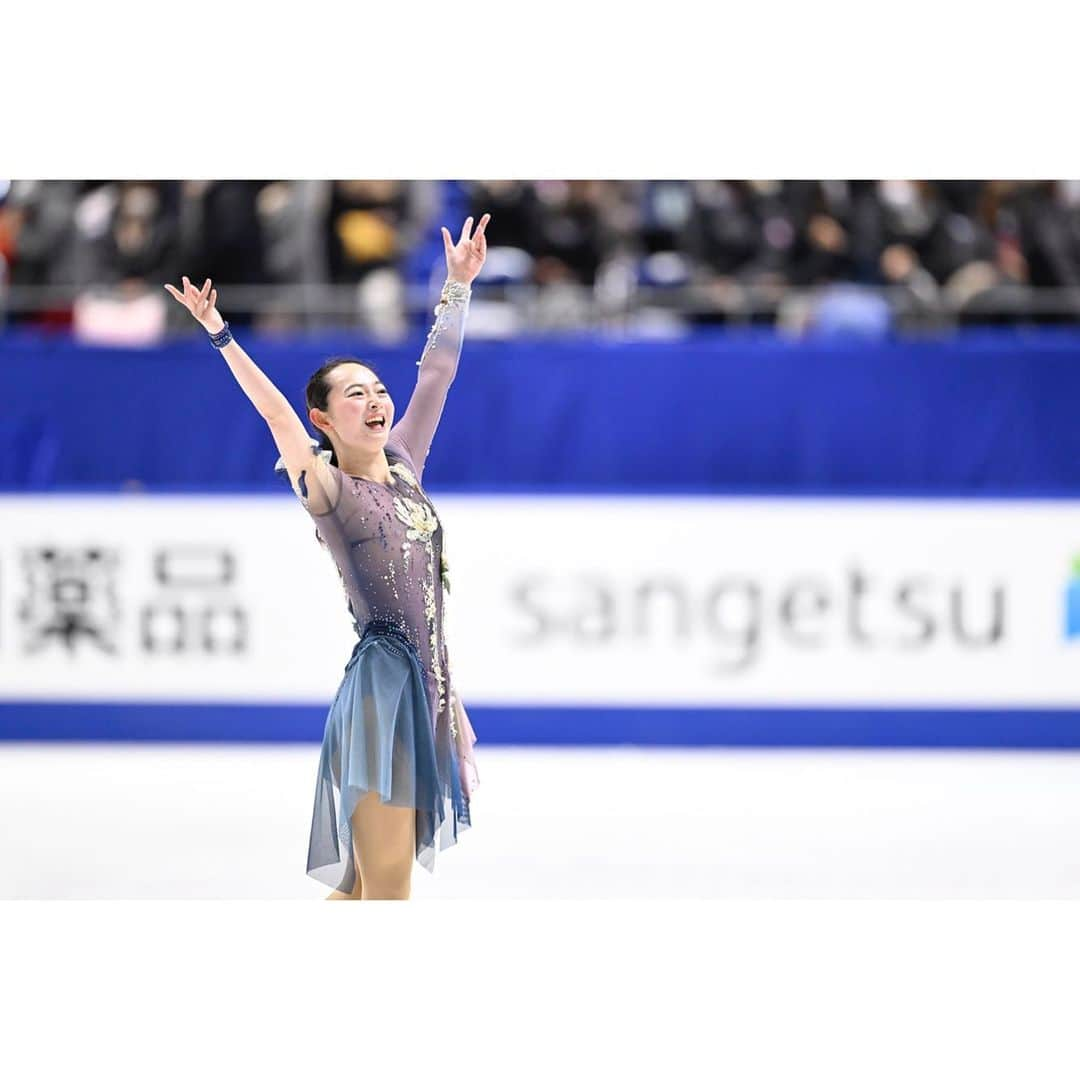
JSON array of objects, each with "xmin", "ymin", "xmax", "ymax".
[{"xmin": 365, "ymin": 416, "xmax": 386, "ymax": 430}]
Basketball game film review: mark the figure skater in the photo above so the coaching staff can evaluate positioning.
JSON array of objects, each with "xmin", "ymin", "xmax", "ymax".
[{"xmin": 164, "ymin": 213, "xmax": 490, "ymax": 900}]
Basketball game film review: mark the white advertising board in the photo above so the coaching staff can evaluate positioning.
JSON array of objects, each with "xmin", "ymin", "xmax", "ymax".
[{"xmin": 3, "ymin": 493, "xmax": 1080, "ymax": 707}]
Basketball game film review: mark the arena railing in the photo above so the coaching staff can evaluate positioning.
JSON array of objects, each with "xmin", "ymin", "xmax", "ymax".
[{"xmin": 1, "ymin": 282, "xmax": 1079, "ymax": 333}]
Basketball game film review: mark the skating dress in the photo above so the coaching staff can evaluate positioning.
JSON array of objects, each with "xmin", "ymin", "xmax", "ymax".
[{"xmin": 274, "ymin": 280, "xmax": 479, "ymax": 891}]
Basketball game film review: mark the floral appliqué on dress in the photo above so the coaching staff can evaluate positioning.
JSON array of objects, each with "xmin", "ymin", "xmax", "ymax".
[
  {"xmin": 388, "ymin": 461, "xmax": 420, "ymax": 490},
  {"xmin": 393, "ymin": 491, "xmax": 447, "ymax": 715},
  {"xmin": 393, "ymin": 495, "xmax": 437, "ymax": 541}
]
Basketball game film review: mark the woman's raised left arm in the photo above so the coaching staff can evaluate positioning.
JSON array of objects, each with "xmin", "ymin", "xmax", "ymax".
[{"xmin": 390, "ymin": 213, "xmax": 490, "ymax": 476}]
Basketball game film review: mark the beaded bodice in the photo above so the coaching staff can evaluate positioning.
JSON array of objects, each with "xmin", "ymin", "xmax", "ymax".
[
  {"xmin": 310, "ymin": 440, "xmax": 452, "ymax": 718},
  {"xmin": 274, "ymin": 281, "xmax": 470, "ymax": 730}
]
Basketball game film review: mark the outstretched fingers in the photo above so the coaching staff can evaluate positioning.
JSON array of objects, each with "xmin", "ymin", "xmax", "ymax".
[
  {"xmin": 163, "ymin": 276, "xmax": 214, "ymax": 315},
  {"xmin": 458, "ymin": 216, "xmax": 474, "ymax": 245},
  {"xmin": 194, "ymin": 278, "xmax": 213, "ymax": 316}
]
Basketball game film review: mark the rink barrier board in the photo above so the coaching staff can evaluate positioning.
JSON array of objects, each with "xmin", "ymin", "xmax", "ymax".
[
  {"xmin": 8, "ymin": 494, "xmax": 1080, "ymax": 729},
  {"xmin": 9, "ymin": 327, "xmax": 1080, "ymax": 493}
]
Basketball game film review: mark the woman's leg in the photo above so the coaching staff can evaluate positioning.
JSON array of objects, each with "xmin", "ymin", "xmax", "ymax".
[
  {"xmin": 325, "ymin": 874, "xmax": 363, "ymax": 900},
  {"xmin": 324, "ymin": 822, "xmax": 368, "ymax": 900},
  {"xmin": 349, "ymin": 789, "xmax": 416, "ymax": 900}
]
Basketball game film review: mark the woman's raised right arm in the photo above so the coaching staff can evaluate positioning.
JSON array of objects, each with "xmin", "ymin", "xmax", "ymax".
[{"xmin": 164, "ymin": 276, "xmax": 338, "ymax": 514}]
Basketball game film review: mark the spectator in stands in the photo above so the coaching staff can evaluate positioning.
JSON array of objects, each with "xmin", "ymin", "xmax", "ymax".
[
  {"xmin": 96, "ymin": 181, "xmax": 179, "ymax": 284},
  {"xmin": 1009, "ymin": 181, "xmax": 1080, "ymax": 295},
  {"xmin": 66, "ymin": 181, "xmax": 179, "ymax": 345},
  {"xmin": 682, "ymin": 180, "xmax": 759, "ymax": 278},
  {"xmin": 324, "ymin": 180, "xmax": 409, "ymax": 283},
  {"xmin": 255, "ymin": 180, "xmax": 323, "ymax": 287},
  {"xmin": 464, "ymin": 181, "xmax": 540, "ymax": 254},
  {"xmin": 877, "ymin": 180, "xmax": 940, "ymax": 265},
  {"xmin": 531, "ymin": 179, "xmax": 617, "ymax": 286},
  {"xmin": 179, "ymin": 180, "xmax": 267, "ymax": 289},
  {"xmin": 879, "ymin": 241, "xmax": 942, "ymax": 322},
  {"xmin": 0, "ymin": 182, "xmax": 14, "ymax": 283},
  {"xmin": 2, "ymin": 181, "xmax": 81, "ymax": 291},
  {"xmin": 0, "ymin": 181, "xmax": 82, "ymax": 326},
  {"xmin": 917, "ymin": 181, "xmax": 998, "ymax": 286},
  {"xmin": 322, "ymin": 180, "xmax": 425, "ymax": 340},
  {"xmin": 731, "ymin": 180, "xmax": 801, "ymax": 288}
]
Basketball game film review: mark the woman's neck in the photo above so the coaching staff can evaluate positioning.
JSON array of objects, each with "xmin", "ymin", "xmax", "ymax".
[{"xmin": 337, "ymin": 446, "xmax": 391, "ymax": 484}]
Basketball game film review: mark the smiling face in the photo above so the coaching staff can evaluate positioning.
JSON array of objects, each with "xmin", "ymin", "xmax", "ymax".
[{"xmin": 311, "ymin": 362, "xmax": 395, "ymax": 452}]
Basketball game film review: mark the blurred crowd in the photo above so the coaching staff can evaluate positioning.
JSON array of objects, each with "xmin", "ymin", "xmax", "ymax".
[
  {"xmin": 0, "ymin": 180, "xmax": 443, "ymax": 342},
  {"xmin": 2, "ymin": 179, "xmax": 1080, "ymax": 342}
]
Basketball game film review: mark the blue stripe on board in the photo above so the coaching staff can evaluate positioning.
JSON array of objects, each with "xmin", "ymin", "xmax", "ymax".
[
  {"xmin": 7, "ymin": 485, "xmax": 1080, "ymax": 499},
  {"xmin": 2, "ymin": 702, "xmax": 1080, "ymax": 748}
]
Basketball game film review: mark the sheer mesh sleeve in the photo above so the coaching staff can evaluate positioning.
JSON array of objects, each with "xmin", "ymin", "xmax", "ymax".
[
  {"xmin": 388, "ymin": 281, "xmax": 470, "ymax": 483},
  {"xmin": 273, "ymin": 439, "xmax": 343, "ymax": 517}
]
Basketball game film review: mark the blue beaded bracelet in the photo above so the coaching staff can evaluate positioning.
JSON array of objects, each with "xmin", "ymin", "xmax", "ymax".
[{"xmin": 208, "ymin": 321, "xmax": 232, "ymax": 349}]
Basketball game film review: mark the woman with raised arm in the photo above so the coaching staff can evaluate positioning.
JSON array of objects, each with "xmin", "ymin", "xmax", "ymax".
[{"xmin": 164, "ymin": 213, "xmax": 489, "ymax": 900}]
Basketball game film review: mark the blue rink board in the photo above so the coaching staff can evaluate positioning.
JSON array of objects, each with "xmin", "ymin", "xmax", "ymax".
[{"xmin": 1, "ymin": 702, "xmax": 1080, "ymax": 748}]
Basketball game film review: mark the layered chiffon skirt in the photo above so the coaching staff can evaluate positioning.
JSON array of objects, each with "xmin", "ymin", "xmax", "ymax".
[{"xmin": 305, "ymin": 622, "xmax": 477, "ymax": 893}]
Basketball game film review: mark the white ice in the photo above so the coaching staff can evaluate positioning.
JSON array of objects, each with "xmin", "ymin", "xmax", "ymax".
[{"xmin": 2, "ymin": 744, "xmax": 1079, "ymax": 899}]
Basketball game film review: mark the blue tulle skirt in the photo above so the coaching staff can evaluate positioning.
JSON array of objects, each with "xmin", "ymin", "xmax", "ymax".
[{"xmin": 305, "ymin": 621, "xmax": 471, "ymax": 892}]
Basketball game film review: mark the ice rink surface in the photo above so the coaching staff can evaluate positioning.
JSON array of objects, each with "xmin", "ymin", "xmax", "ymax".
[{"xmin": 2, "ymin": 743, "xmax": 1080, "ymax": 899}]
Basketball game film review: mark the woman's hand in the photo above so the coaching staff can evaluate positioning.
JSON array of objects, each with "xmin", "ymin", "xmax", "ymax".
[
  {"xmin": 441, "ymin": 213, "xmax": 490, "ymax": 286},
  {"xmin": 163, "ymin": 275, "xmax": 225, "ymax": 334}
]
